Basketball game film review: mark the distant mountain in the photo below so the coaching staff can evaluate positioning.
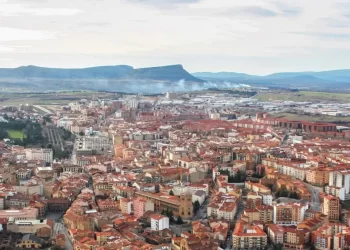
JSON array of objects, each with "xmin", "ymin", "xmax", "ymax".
[
  {"xmin": 192, "ymin": 69, "xmax": 350, "ymax": 90},
  {"xmin": 267, "ymin": 69, "xmax": 350, "ymax": 83},
  {"xmin": 128, "ymin": 65, "xmax": 203, "ymax": 82},
  {"xmin": 0, "ymin": 65, "xmax": 134, "ymax": 79},
  {"xmin": 192, "ymin": 72, "xmax": 254, "ymax": 79},
  {"xmin": 0, "ymin": 64, "xmax": 204, "ymax": 93},
  {"xmin": 0, "ymin": 64, "xmax": 202, "ymax": 82}
]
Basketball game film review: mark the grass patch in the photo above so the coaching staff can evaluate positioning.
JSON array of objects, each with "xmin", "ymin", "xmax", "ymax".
[
  {"xmin": 7, "ymin": 129, "xmax": 26, "ymax": 139},
  {"xmin": 257, "ymin": 91, "xmax": 350, "ymax": 103}
]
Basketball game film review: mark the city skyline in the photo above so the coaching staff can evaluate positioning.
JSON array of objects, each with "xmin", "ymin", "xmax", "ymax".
[{"xmin": 0, "ymin": 0, "xmax": 350, "ymax": 74}]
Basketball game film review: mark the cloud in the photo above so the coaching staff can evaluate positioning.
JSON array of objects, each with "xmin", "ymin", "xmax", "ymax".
[
  {"xmin": 0, "ymin": 46, "xmax": 14, "ymax": 52},
  {"xmin": 0, "ymin": 27, "xmax": 56, "ymax": 41},
  {"xmin": 125, "ymin": 0, "xmax": 201, "ymax": 8},
  {"xmin": 291, "ymin": 32, "xmax": 350, "ymax": 39},
  {"xmin": 273, "ymin": 2, "xmax": 302, "ymax": 16},
  {"xmin": 223, "ymin": 4, "xmax": 301, "ymax": 18},
  {"xmin": 0, "ymin": 2, "xmax": 82, "ymax": 16},
  {"xmin": 321, "ymin": 17, "xmax": 349, "ymax": 28},
  {"xmin": 127, "ymin": 0, "xmax": 200, "ymax": 3},
  {"xmin": 238, "ymin": 6, "xmax": 278, "ymax": 17}
]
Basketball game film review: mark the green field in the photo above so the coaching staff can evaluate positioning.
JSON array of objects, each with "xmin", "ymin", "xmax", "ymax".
[
  {"xmin": 257, "ymin": 91, "xmax": 350, "ymax": 103},
  {"xmin": 7, "ymin": 130, "xmax": 26, "ymax": 139}
]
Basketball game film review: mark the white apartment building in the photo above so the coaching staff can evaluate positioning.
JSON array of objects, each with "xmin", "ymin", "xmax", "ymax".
[
  {"xmin": 192, "ymin": 190, "xmax": 206, "ymax": 205},
  {"xmin": 326, "ymin": 170, "xmax": 350, "ymax": 200},
  {"xmin": 77, "ymin": 136, "xmax": 112, "ymax": 152},
  {"xmin": 260, "ymin": 193, "xmax": 273, "ymax": 206},
  {"xmin": 151, "ymin": 214, "xmax": 169, "ymax": 231},
  {"xmin": 56, "ymin": 118, "xmax": 74, "ymax": 130},
  {"xmin": 25, "ymin": 148, "xmax": 53, "ymax": 163}
]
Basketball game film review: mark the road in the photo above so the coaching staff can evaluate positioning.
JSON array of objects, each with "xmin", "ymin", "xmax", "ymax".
[
  {"xmin": 48, "ymin": 212, "xmax": 73, "ymax": 250},
  {"xmin": 193, "ymin": 198, "xmax": 210, "ymax": 220},
  {"xmin": 304, "ymin": 183, "xmax": 321, "ymax": 211}
]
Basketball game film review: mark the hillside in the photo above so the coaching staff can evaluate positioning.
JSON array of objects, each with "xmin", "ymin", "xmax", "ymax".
[
  {"xmin": 0, "ymin": 64, "xmax": 202, "ymax": 82},
  {"xmin": 0, "ymin": 64, "xmax": 204, "ymax": 93},
  {"xmin": 0, "ymin": 65, "xmax": 134, "ymax": 79},
  {"xmin": 192, "ymin": 69, "xmax": 350, "ymax": 90},
  {"xmin": 128, "ymin": 65, "xmax": 203, "ymax": 82}
]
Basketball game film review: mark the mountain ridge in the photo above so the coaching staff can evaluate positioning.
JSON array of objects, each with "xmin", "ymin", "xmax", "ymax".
[
  {"xmin": 192, "ymin": 69, "xmax": 350, "ymax": 89},
  {"xmin": 0, "ymin": 64, "xmax": 202, "ymax": 82},
  {"xmin": 0, "ymin": 64, "xmax": 204, "ymax": 93}
]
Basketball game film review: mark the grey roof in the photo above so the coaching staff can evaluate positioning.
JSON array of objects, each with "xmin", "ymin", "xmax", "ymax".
[
  {"xmin": 22, "ymin": 234, "xmax": 44, "ymax": 244},
  {"xmin": 193, "ymin": 190, "xmax": 206, "ymax": 197}
]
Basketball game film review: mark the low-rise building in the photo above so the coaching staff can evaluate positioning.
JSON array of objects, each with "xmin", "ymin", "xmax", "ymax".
[
  {"xmin": 232, "ymin": 221, "xmax": 267, "ymax": 249},
  {"xmin": 151, "ymin": 214, "xmax": 169, "ymax": 231}
]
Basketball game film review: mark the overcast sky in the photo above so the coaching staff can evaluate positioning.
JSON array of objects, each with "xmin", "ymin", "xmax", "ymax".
[{"xmin": 0, "ymin": 0, "xmax": 350, "ymax": 74}]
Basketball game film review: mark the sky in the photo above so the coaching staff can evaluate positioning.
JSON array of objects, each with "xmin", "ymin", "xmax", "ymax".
[{"xmin": 0, "ymin": 0, "xmax": 350, "ymax": 75}]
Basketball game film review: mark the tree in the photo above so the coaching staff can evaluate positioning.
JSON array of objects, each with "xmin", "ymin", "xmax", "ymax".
[
  {"xmin": 289, "ymin": 191, "xmax": 299, "ymax": 199},
  {"xmin": 273, "ymin": 243, "xmax": 284, "ymax": 250},
  {"xmin": 169, "ymin": 190, "xmax": 175, "ymax": 196},
  {"xmin": 193, "ymin": 200, "xmax": 200, "ymax": 214},
  {"xmin": 166, "ymin": 209, "xmax": 174, "ymax": 222},
  {"xmin": 0, "ymin": 128, "xmax": 8, "ymax": 140},
  {"xmin": 176, "ymin": 216, "xmax": 184, "ymax": 225},
  {"xmin": 43, "ymin": 116, "xmax": 52, "ymax": 123},
  {"xmin": 79, "ymin": 131, "xmax": 85, "ymax": 136},
  {"xmin": 276, "ymin": 186, "xmax": 289, "ymax": 198},
  {"xmin": 309, "ymin": 243, "xmax": 316, "ymax": 250}
]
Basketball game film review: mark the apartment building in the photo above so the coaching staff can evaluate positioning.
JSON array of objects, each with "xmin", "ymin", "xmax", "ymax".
[
  {"xmin": 322, "ymin": 195, "xmax": 340, "ymax": 221},
  {"xmin": 267, "ymin": 224, "xmax": 310, "ymax": 249},
  {"xmin": 76, "ymin": 136, "xmax": 112, "ymax": 153},
  {"xmin": 207, "ymin": 193, "xmax": 237, "ymax": 221},
  {"xmin": 257, "ymin": 205, "xmax": 273, "ymax": 223},
  {"xmin": 312, "ymin": 223, "xmax": 347, "ymax": 250},
  {"xmin": 151, "ymin": 214, "xmax": 169, "ymax": 231},
  {"xmin": 232, "ymin": 221, "xmax": 267, "ymax": 250},
  {"xmin": 16, "ymin": 168, "xmax": 32, "ymax": 180},
  {"xmin": 267, "ymin": 224, "xmax": 284, "ymax": 245},
  {"xmin": 245, "ymin": 181, "xmax": 271, "ymax": 194},
  {"xmin": 62, "ymin": 165, "xmax": 83, "ymax": 174},
  {"xmin": 273, "ymin": 202, "xmax": 309, "ymax": 225},
  {"xmin": 119, "ymin": 198, "xmax": 133, "ymax": 214},
  {"xmin": 241, "ymin": 209, "xmax": 260, "ymax": 223},
  {"xmin": 133, "ymin": 197, "xmax": 155, "ymax": 219},
  {"xmin": 306, "ymin": 168, "xmax": 330, "ymax": 186},
  {"xmin": 25, "ymin": 148, "xmax": 53, "ymax": 163},
  {"xmin": 326, "ymin": 169, "xmax": 350, "ymax": 200}
]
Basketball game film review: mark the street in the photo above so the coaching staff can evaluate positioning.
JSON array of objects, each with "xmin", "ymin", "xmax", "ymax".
[
  {"xmin": 304, "ymin": 183, "xmax": 321, "ymax": 212},
  {"xmin": 48, "ymin": 212, "xmax": 73, "ymax": 250}
]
